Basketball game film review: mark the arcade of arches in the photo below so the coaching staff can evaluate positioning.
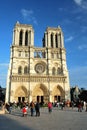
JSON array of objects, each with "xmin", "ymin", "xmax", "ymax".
[{"xmin": 14, "ymin": 84, "xmax": 65, "ymax": 103}]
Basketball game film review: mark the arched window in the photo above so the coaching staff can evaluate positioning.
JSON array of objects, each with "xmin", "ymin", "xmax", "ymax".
[
  {"xmin": 24, "ymin": 66, "xmax": 28, "ymax": 74},
  {"xmin": 59, "ymin": 33, "xmax": 61, "ymax": 47},
  {"xmin": 19, "ymin": 30, "xmax": 23, "ymax": 46},
  {"xmin": 57, "ymin": 67, "xmax": 62, "ymax": 74},
  {"xmin": 55, "ymin": 34, "xmax": 58, "ymax": 48},
  {"xmin": 51, "ymin": 34, "xmax": 53, "ymax": 47},
  {"xmin": 18, "ymin": 66, "xmax": 22, "ymax": 74},
  {"xmin": 25, "ymin": 31, "xmax": 28, "ymax": 46},
  {"xmin": 25, "ymin": 51, "xmax": 28, "ymax": 57},
  {"xmin": 52, "ymin": 67, "xmax": 56, "ymax": 75}
]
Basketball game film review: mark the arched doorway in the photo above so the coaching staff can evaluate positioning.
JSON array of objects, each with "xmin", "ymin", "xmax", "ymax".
[
  {"xmin": 32, "ymin": 84, "xmax": 48, "ymax": 103},
  {"xmin": 14, "ymin": 86, "xmax": 27, "ymax": 102},
  {"xmin": 52, "ymin": 85, "xmax": 64, "ymax": 102}
]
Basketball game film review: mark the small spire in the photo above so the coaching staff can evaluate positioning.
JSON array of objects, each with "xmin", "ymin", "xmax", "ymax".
[
  {"xmin": 16, "ymin": 21, "xmax": 20, "ymax": 24},
  {"xmin": 58, "ymin": 25, "xmax": 61, "ymax": 29}
]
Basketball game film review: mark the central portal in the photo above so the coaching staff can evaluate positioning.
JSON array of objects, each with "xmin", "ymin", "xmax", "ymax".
[
  {"xmin": 37, "ymin": 96, "xmax": 44, "ymax": 103},
  {"xmin": 32, "ymin": 84, "xmax": 48, "ymax": 103},
  {"xmin": 18, "ymin": 97, "xmax": 25, "ymax": 102}
]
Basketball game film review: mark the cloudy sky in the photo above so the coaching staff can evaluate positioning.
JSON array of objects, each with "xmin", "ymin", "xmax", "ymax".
[{"xmin": 0, "ymin": 0, "xmax": 87, "ymax": 89}]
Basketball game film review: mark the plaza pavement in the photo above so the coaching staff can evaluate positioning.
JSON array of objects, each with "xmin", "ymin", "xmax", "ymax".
[{"xmin": 0, "ymin": 107, "xmax": 87, "ymax": 130}]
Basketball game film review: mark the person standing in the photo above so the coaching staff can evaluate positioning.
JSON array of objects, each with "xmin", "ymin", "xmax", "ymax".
[
  {"xmin": 35, "ymin": 101, "xmax": 40, "ymax": 116},
  {"xmin": 22, "ymin": 105, "xmax": 27, "ymax": 117},
  {"xmin": 78, "ymin": 100, "xmax": 82, "ymax": 112},
  {"xmin": 30, "ymin": 101, "xmax": 35, "ymax": 116},
  {"xmin": 48, "ymin": 102, "xmax": 52, "ymax": 113}
]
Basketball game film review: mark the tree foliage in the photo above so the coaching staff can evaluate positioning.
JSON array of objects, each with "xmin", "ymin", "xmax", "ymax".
[{"xmin": 78, "ymin": 90, "xmax": 87, "ymax": 102}]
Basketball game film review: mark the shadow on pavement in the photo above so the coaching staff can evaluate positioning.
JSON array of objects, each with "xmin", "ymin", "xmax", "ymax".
[{"xmin": 0, "ymin": 114, "xmax": 35, "ymax": 130}]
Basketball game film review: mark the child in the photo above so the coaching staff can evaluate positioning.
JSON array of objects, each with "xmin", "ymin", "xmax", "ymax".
[{"xmin": 22, "ymin": 105, "xmax": 27, "ymax": 117}]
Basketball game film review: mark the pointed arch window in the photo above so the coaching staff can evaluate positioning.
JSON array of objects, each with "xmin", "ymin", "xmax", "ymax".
[
  {"xmin": 25, "ymin": 31, "xmax": 28, "ymax": 46},
  {"xmin": 19, "ymin": 30, "xmax": 23, "ymax": 46},
  {"xmin": 57, "ymin": 67, "xmax": 62, "ymax": 75},
  {"xmin": 59, "ymin": 33, "xmax": 61, "ymax": 47},
  {"xmin": 24, "ymin": 66, "xmax": 29, "ymax": 74},
  {"xmin": 51, "ymin": 33, "xmax": 53, "ymax": 47},
  {"xmin": 18, "ymin": 66, "xmax": 22, "ymax": 74},
  {"xmin": 52, "ymin": 67, "xmax": 56, "ymax": 75},
  {"xmin": 55, "ymin": 34, "xmax": 58, "ymax": 48}
]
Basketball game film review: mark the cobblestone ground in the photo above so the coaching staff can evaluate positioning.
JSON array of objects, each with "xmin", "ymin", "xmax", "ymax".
[{"xmin": 0, "ymin": 107, "xmax": 87, "ymax": 130}]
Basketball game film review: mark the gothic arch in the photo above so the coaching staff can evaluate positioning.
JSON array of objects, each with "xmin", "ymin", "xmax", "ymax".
[
  {"xmin": 32, "ymin": 83, "xmax": 48, "ymax": 102},
  {"xmin": 19, "ymin": 30, "xmax": 23, "ymax": 46},
  {"xmin": 52, "ymin": 85, "xmax": 65, "ymax": 102},
  {"xmin": 24, "ymin": 66, "xmax": 28, "ymax": 74},
  {"xmin": 25, "ymin": 30, "xmax": 28, "ymax": 46},
  {"xmin": 52, "ymin": 67, "xmax": 56, "ymax": 75},
  {"xmin": 55, "ymin": 33, "xmax": 58, "ymax": 48},
  {"xmin": 50, "ymin": 33, "xmax": 53, "ymax": 47},
  {"xmin": 32, "ymin": 83, "xmax": 48, "ymax": 96},
  {"xmin": 14, "ymin": 86, "xmax": 27, "ymax": 102},
  {"xmin": 18, "ymin": 66, "xmax": 22, "ymax": 74},
  {"xmin": 57, "ymin": 67, "xmax": 62, "ymax": 75}
]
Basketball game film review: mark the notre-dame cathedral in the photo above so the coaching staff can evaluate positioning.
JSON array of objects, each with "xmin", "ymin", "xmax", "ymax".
[{"xmin": 6, "ymin": 21, "xmax": 70, "ymax": 103}]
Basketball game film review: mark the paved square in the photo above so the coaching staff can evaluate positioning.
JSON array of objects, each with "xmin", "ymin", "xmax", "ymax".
[{"xmin": 0, "ymin": 107, "xmax": 87, "ymax": 130}]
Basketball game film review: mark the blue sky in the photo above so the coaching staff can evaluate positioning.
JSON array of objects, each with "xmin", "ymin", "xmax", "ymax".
[{"xmin": 0, "ymin": 0, "xmax": 87, "ymax": 89}]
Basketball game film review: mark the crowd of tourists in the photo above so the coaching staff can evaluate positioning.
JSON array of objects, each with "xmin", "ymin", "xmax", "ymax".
[{"xmin": 0, "ymin": 100, "xmax": 87, "ymax": 116}]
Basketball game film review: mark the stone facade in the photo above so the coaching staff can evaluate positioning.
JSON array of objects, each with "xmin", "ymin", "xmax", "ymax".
[{"xmin": 5, "ymin": 22, "xmax": 70, "ymax": 103}]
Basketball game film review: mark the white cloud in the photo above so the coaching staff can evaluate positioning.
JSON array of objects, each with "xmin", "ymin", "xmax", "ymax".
[
  {"xmin": 21, "ymin": 9, "xmax": 33, "ymax": 18},
  {"xmin": 65, "ymin": 36, "xmax": 74, "ymax": 42},
  {"xmin": 21, "ymin": 9, "xmax": 38, "ymax": 25},
  {"xmin": 74, "ymin": 0, "xmax": 87, "ymax": 10},
  {"xmin": 74, "ymin": 0, "xmax": 82, "ymax": 5},
  {"xmin": 0, "ymin": 63, "xmax": 9, "ymax": 66},
  {"xmin": 78, "ymin": 44, "xmax": 87, "ymax": 50}
]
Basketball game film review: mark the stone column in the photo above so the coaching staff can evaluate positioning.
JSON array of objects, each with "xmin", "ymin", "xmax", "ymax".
[
  {"xmin": 31, "ymin": 30, "xmax": 34, "ymax": 46},
  {"xmin": 61, "ymin": 32, "xmax": 64, "ymax": 48},
  {"xmin": 15, "ymin": 29, "xmax": 19, "ymax": 45},
  {"xmin": 53, "ymin": 33, "xmax": 55, "ymax": 48},
  {"xmin": 12, "ymin": 29, "xmax": 15, "ymax": 45},
  {"xmin": 29, "ymin": 90, "xmax": 32, "ymax": 102},
  {"xmin": 28, "ymin": 31, "xmax": 31, "ymax": 46},
  {"xmin": 48, "ymin": 32, "xmax": 51, "ymax": 47},
  {"xmin": 58, "ymin": 34, "xmax": 61, "ymax": 48}
]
